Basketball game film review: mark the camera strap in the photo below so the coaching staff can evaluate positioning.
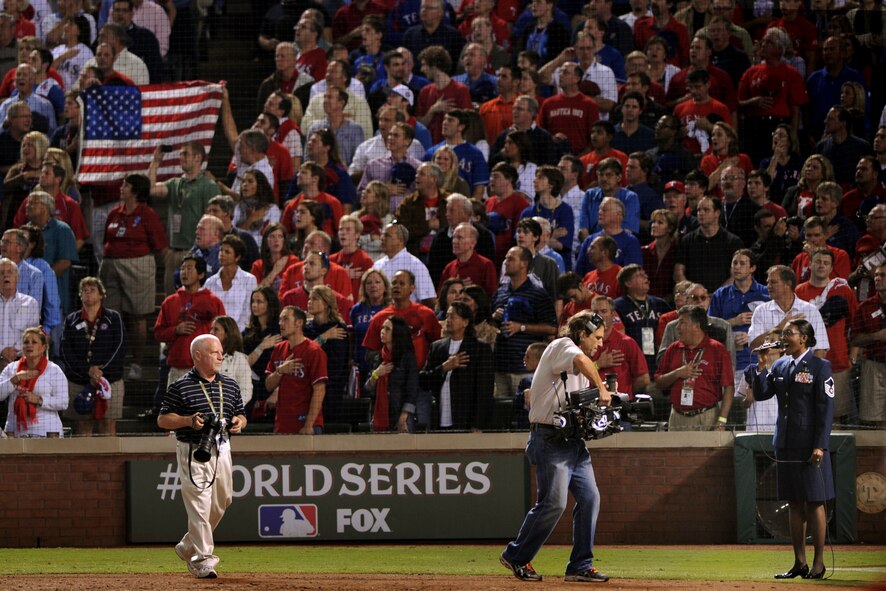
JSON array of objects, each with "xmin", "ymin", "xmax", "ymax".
[
  {"xmin": 555, "ymin": 371, "xmax": 569, "ymax": 412},
  {"xmin": 187, "ymin": 442, "xmax": 220, "ymax": 491}
]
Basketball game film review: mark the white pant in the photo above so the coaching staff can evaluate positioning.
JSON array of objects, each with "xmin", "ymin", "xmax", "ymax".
[{"xmin": 175, "ymin": 439, "xmax": 233, "ymax": 569}]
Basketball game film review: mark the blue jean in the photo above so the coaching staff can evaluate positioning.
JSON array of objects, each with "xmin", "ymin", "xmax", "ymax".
[{"xmin": 503, "ymin": 429, "xmax": 601, "ymax": 575}]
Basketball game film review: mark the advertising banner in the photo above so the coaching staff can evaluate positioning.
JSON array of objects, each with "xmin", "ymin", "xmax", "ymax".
[{"xmin": 127, "ymin": 452, "xmax": 529, "ymax": 543}]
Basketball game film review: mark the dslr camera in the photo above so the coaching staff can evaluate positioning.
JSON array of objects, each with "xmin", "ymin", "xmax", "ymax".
[
  {"xmin": 193, "ymin": 412, "xmax": 227, "ymax": 463},
  {"xmin": 552, "ymin": 375, "xmax": 654, "ymax": 441}
]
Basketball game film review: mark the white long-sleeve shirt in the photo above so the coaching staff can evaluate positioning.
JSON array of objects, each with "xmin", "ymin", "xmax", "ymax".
[{"xmin": 0, "ymin": 360, "xmax": 67, "ymax": 437}]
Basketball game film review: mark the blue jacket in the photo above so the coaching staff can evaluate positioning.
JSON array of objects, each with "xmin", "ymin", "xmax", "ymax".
[{"xmin": 752, "ymin": 351, "xmax": 834, "ymax": 451}]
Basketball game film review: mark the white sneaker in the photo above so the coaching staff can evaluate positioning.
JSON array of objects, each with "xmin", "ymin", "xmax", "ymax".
[
  {"xmin": 128, "ymin": 364, "xmax": 143, "ymax": 380},
  {"xmin": 174, "ymin": 543, "xmax": 192, "ymax": 562},
  {"xmin": 187, "ymin": 561, "xmax": 217, "ymax": 579}
]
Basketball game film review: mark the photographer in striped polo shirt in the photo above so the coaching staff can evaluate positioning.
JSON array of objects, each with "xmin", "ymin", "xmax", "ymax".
[{"xmin": 158, "ymin": 334, "xmax": 247, "ymax": 579}]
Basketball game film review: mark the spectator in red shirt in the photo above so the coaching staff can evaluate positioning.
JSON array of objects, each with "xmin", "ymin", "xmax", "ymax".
[
  {"xmin": 765, "ymin": 0, "xmax": 819, "ymax": 73},
  {"xmin": 747, "ymin": 170, "xmax": 787, "ymax": 221},
  {"xmin": 655, "ymin": 304, "xmax": 734, "ymax": 430},
  {"xmin": 538, "ymin": 62, "xmax": 600, "ymax": 156},
  {"xmin": 265, "ymin": 305, "xmax": 328, "ymax": 434},
  {"xmin": 633, "ymin": 0, "xmax": 690, "ymax": 67},
  {"xmin": 440, "ymin": 222, "xmax": 498, "ymax": 297},
  {"xmin": 791, "ymin": 216, "xmax": 851, "ymax": 282},
  {"xmin": 294, "ymin": 17, "xmax": 327, "ymax": 81},
  {"xmin": 700, "ymin": 121, "xmax": 753, "ymax": 195},
  {"xmin": 153, "ymin": 256, "xmax": 226, "ymax": 385},
  {"xmin": 557, "ymin": 271, "xmax": 596, "ymax": 327},
  {"xmin": 330, "ymin": 214, "xmax": 374, "ymax": 300},
  {"xmin": 736, "ymin": 26, "xmax": 808, "ymax": 165},
  {"xmin": 486, "ymin": 162, "xmax": 530, "ymax": 265},
  {"xmin": 100, "ymin": 173, "xmax": 168, "ymax": 376},
  {"xmin": 581, "ymin": 234, "xmax": 622, "ymax": 298},
  {"xmin": 281, "ymin": 162, "xmax": 344, "ymax": 240},
  {"xmin": 795, "ymin": 248, "xmax": 857, "ymax": 423},
  {"xmin": 580, "ymin": 120, "xmax": 628, "ymax": 189},
  {"xmin": 280, "ymin": 250, "xmax": 352, "ymax": 320},
  {"xmin": 666, "ymin": 34, "xmax": 737, "ymax": 115},
  {"xmin": 362, "ymin": 269, "xmax": 441, "ymax": 369},
  {"xmin": 332, "ymin": 0, "xmax": 389, "ymax": 51},
  {"xmin": 672, "ymin": 68, "xmax": 733, "ymax": 156},
  {"xmin": 415, "ymin": 45, "xmax": 472, "ymax": 145},
  {"xmin": 279, "ymin": 230, "xmax": 354, "ymax": 302},
  {"xmin": 590, "ymin": 294, "xmax": 650, "ymax": 398},
  {"xmin": 849, "ymin": 262, "xmax": 886, "ymax": 427}
]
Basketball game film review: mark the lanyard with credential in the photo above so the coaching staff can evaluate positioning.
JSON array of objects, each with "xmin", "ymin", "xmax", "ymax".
[{"xmin": 199, "ymin": 380, "xmax": 224, "ymax": 418}]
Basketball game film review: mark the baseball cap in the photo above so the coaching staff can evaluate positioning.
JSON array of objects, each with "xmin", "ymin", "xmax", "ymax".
[
  {"xmin": 390, "ymin": 161, "xmax": 416, "ymax": 186},
  {"xmin": 663, "ymin": 180, "xmax": 685, "ymax": 193},
  {"xmin": 390, "ymin": 84, "xmax": 414, "ymax": 107}
]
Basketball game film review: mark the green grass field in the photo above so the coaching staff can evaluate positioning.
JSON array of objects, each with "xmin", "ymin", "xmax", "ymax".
[{"xmin": 0, "ymin": 545, "xmax": 883, "ymax": 585}]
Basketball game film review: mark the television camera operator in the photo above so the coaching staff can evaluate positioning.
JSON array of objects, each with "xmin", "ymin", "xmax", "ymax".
[
  {"xmin": 500, "ymin": 311, "xmax": 612, "ymax": 583},
  {"xmin": 157, "ymin": 334, "xmax": 247, "ymax": 579}
]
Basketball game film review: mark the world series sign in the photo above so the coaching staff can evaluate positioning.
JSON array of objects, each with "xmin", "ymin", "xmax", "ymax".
[{"xmin": 126, "ymin": 453, "xmax": 529, "ymax": 543}]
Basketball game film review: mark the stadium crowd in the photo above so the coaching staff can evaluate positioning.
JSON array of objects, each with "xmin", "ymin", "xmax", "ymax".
[{"xmin": 0, "ymin": 0, "xmax": 884, "ymax": 436}]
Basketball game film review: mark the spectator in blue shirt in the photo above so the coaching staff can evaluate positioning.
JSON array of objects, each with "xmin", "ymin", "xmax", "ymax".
[
  {"xmin": 24, "ymin": 192, "xmax": 78, "ymax": 315},
  {"xmin": 578, "ymin": 157, "xmax": 640, "ymax": 240},
  {"xmin": 575, "ymin": 196, "xmax": 643, "ymax": 276},
  {"xmin": 520, "ymin": 165, "xmax": 574, "ymax": 269},
  {"xmin": 707, "ymin": 248, "xmax": 769, "ymax": 377},
  {"xmin": 422, "ymin": 109, "xmax": 489, "ymax": 200},
  {"xmin": 452, "ymin": 43, "xmax": 499, "ymax": 104},
  {"xmin": 490, "ymin": 245, "xmax": 558, "ymax": 400}
]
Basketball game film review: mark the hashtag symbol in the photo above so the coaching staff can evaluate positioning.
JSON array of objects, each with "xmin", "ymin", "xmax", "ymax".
[{"xmin": 157, "ymin": 463, "xmax": 181, "ymax": 500}]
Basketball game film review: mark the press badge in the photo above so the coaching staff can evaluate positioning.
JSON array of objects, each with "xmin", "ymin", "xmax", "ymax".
[
  {"xmin": 641, "ymin": 327, "xmax": 655, "ymax": 355},
  {"xmin": 172, "ymin": 214, "xmax": 182, "ymax": 234},
  {"xmin": 680, "ymin": 385, "xmax": 694, "ymax": 406}
]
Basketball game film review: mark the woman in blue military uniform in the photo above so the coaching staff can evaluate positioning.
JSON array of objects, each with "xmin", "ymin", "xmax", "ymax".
[{"xmin": 751, "ymin": 319, "xmax": 835, "ymax": 580}]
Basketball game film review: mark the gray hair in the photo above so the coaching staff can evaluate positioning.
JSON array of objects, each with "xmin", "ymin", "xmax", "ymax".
[
  {"xmin": 190, "ymin": 334, "xmax": 221, "ymax": 359},
  {"xmin": 28, "ymin": 191, "xmax": 55, "ymax": 213},
  {"xmin": 276, "ymin": 41, "xmax": 297, "ymax": 57},
  {"xmin": 240, "ymin": 128, "xmax": 269, "ymax": 154},
  {"xmin": 515, "ymin": 94, "xmax": 539, "ymax": 116},
  {"xmin": 532, "ymin": 216, "xmax": 552, "ymax": 235},
  {"xmin": 208, "ymin": 194, "xmax": 235, "ymax": 216},
  {"xmin": 384, "ymin": 222, "xmax": 409, "ymax": 245},
  {"xmin": 0, "ymin": 257, "xmax": 19, "ymax": 275},
  {"xmin": 763, "ymin": 27, "xmax": 790, "ymax": 57},
  {"xmin": 2, "ymin": 229, "xmax": 27, "ymax": 250},
  {"xmin": 419, "ymin": 162, "xmax": 444, "ymax": 189},
  {"xmin": 446, "ymin": 193, "xmax": 472, "ymax": 216}
]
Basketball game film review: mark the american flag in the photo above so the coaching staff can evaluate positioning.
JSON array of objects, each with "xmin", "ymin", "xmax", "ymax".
[{"xmin": 77, "ymin": 81, "xmax": 224, "ymax": 183}]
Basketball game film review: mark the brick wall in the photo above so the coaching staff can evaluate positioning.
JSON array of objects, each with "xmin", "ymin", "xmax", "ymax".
[{"xmin": 0, "ymin": 437, "xmax": 882, "ymax": 548}]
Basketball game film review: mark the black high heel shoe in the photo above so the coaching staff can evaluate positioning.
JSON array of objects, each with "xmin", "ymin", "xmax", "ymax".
[
  {"xmin": 805, "ymin": 566, "xmax": 826, "ymax": 579},
  {"xmin": 774, "ymin": 564, "xmax": 809, "ymax": 579}
]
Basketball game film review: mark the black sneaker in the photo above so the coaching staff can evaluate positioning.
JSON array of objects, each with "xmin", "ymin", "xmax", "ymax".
[
  {"xmin": 500, "ymin": 553, "xmax": 543, "ymax": 581},
  {"xmin": 565, "ymin": 567, "xmax": 609, "ymax": 582}
]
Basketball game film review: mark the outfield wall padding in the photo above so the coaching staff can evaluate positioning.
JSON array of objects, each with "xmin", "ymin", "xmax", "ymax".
[{"xmin": 0, "ymin": 431, "xmax": 882, "ymax": 547}]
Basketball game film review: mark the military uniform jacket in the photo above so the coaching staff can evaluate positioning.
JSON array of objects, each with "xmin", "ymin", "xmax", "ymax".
[{"xmin": 752, "ymin": 351, "xmax": 834, "ymax": 451}]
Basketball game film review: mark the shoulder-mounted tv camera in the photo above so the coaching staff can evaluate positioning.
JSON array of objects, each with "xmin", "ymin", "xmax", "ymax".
[{"xmin": 552, "ymin": 374, "xmax": 654, "ymax": 441}]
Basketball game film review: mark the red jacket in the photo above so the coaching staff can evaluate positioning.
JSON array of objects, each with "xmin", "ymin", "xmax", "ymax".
[{"xmin": 154, "ymin": 288, "xmax": 226, "ymax": 369}]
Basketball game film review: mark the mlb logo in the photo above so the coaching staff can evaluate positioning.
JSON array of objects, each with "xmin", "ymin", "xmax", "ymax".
[{"xmin": 258, "ymin": 504, "xmax": 318, "ymax": 538}]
